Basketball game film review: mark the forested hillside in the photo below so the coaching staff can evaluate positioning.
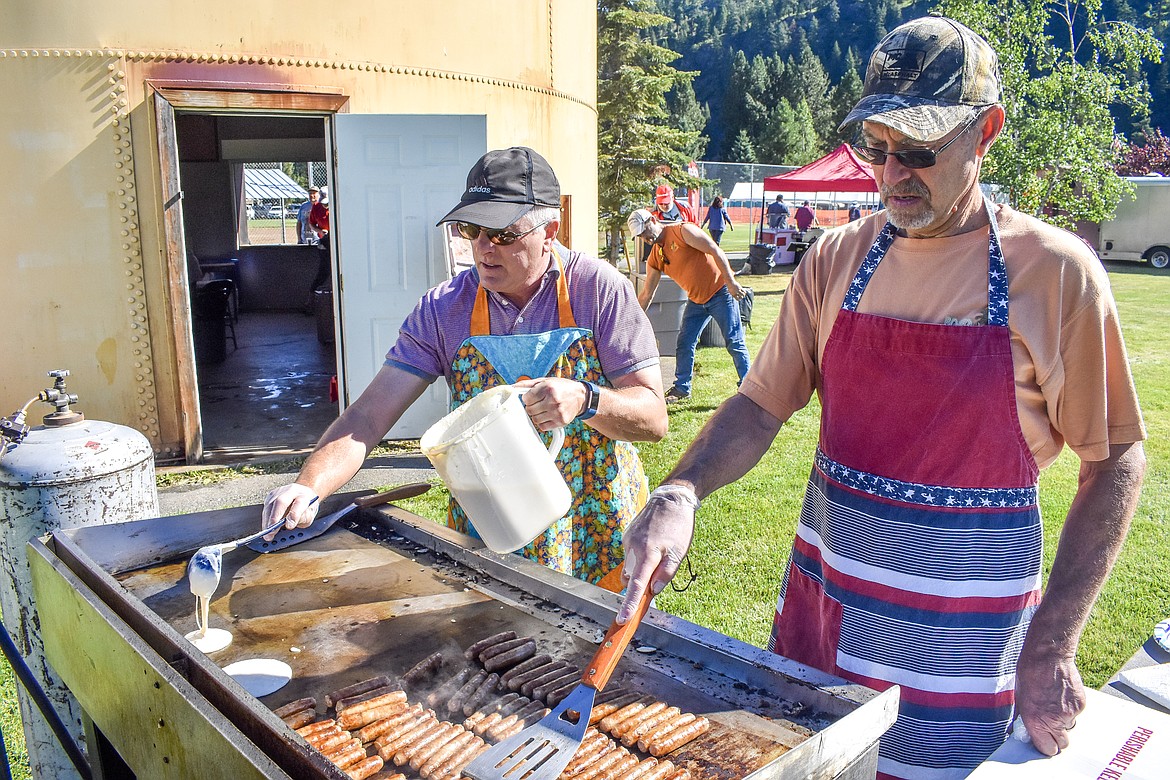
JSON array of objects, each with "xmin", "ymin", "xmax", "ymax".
[{"xmin": 653, "ymin": 0, "xmax": 1170, "ymax": 164}]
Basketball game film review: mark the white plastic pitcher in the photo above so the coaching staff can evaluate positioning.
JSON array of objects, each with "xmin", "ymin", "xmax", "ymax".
[{"xmin": 420, "ymin": 385, "xmax": 572, "ymax": 553}]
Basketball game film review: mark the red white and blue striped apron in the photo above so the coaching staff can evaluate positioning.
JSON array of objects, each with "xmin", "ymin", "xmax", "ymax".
[{"xmin": 769, "ymin": 205, "xmax": 1043, "ymax": 779}]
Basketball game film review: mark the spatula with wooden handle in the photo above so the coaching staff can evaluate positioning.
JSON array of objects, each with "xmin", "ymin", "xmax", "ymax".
[{"xmin": 462, "ymin": 587, "xmax": 654, "ymax": 780}]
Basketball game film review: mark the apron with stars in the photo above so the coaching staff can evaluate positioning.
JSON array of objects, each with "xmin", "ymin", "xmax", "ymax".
[
  {"xmin": 445, "ymin": 254, "xmax": 648, "ymax": 589},
  {"xmin": 769, "ymin": 204, "xmax": 1043, "ymax": 779}
]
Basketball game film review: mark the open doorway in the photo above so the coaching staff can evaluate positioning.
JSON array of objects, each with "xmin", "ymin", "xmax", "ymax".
[{"xmin": 173, "ymin": 112, "xmax": 338, "ymax": 461}]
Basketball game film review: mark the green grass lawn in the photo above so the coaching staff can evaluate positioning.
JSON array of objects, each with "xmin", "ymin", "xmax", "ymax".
[{"xmin": 3, "ymin": 260, "xmax": 1167, "ymax": 778}]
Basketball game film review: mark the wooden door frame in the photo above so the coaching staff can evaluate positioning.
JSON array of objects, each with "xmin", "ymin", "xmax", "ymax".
[{"xmin": 148, "ymin": 83, "xmax": 348, "ymax": 463}]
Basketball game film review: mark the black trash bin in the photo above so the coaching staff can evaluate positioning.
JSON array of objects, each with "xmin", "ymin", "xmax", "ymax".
[
  {"xmin": 193, "ymin": 280, "xmax": 234, "ymax": 364},
  {"xmin": 314, "ymin": 288, "xmax": 335, "ymax": 344},
  {"xmin": 748, "ymin": 243, "xmax": 775, "ymax": 275}
]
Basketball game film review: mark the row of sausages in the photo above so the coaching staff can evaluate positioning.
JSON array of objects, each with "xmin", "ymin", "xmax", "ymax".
[{"xmin": 590, "ymin": 695, "xmax": 711, "ymax": 758}]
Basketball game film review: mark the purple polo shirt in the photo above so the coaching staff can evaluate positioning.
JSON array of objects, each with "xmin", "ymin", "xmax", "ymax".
[{"xmin": 385, "ymin": 244, "xmax": 660, "ymax": 384}]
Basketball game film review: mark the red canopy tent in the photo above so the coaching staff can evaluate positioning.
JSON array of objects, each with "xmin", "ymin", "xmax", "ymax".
[
  {"xmin": 763, "ymin": 143, "xmax": 877, "ymax": 193},
  {"xmin": 759, "ymin": 144, "xmax": 878, "ymax": 232}
]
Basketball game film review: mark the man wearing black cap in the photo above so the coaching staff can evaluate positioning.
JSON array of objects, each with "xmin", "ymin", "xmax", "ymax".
[
  {"xmin": 264, "ymin": 147, "xmax": 667, "ymax": 591},
  {"xmin": 617, "ymin": 16, "xmax": 1146, "ymax": 777}
]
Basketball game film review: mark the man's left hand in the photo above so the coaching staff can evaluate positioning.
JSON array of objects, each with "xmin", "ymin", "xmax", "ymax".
[
  {"xmin": 513, "ymin": 377, "xmax": 585, "ymax": 431},
  {"xmin": 729, "ymin": 280, "xmax": 747, "ymax": 300},
  {"xmin": 1013, "ymin": 644, "xmax": 1086, "ymax": 756}
]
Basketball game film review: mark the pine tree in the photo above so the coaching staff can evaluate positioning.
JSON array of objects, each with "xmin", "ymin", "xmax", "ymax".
[
  {"xmin": 729, "ymin": 129, "xmax": 758, "ymax": 163},
  {"xmin": 668, "ymin": 80, "xmax": 711, "ymax": 159},
  {"xmin": 598, "ymin": 0, "xmax": 703, "ymax": 262}
]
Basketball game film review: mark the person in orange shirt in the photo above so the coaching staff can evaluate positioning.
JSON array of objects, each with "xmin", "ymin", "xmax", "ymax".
[{"xmin": 628, "ymin": 208, "xmax": 749, "ymax": 402}]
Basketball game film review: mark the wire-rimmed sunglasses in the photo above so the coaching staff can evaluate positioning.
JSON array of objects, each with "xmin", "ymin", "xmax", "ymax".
[
  {"xmin": 852, "ymin": 113, "xmax": 981, "ymax": 169},
  {"xmin": 455, "ymin": 220, "xmax": 550, "ymax": 246}
]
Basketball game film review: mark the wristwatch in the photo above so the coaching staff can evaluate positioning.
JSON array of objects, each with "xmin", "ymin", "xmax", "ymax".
[{"xmin": 577, "ymin": 380, "xmax": 601, "ymax": 421}]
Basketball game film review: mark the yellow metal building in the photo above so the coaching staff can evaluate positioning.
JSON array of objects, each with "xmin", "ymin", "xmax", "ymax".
[{"xmin": 1, "ymin": 1, "xmax": 598, "ymax": 464}]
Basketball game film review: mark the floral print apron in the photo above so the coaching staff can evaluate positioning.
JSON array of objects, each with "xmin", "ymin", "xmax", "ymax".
[{"xmin": 445, "ymin": 255, "xmax": 648, "ymax": 589}]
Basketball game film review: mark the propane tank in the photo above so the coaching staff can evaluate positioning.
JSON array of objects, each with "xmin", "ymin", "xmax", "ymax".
[{"xmin": 0, "ymin": 370, "xmax": 159, "ymax": 780}]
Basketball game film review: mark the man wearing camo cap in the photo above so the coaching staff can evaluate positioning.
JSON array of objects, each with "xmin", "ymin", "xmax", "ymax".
[{"xmin": 618, "ymin": 16, "xmax": 1146, "ymax": 777}]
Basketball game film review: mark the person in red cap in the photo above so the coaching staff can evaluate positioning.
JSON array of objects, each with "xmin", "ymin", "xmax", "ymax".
[
  {"xmin": 263, "ymin": 147, "xmax": 667, "ymax": 592},
  {"xmin": 653, "ymin": 184, "xmax": 695, "ymax": 223},
  {"xmin": 619, "ymin": 15, "xmax": 1146, "ymax": 779}
]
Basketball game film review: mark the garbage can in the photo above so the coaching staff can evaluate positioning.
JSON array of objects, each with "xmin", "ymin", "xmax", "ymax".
[
  {"xmin": 314, "ymin": 288, "xmax": 334, "ymax": 344},
  {"xmin": 748, "ymin": 243, "xmax": 775, "ymax": 275}
]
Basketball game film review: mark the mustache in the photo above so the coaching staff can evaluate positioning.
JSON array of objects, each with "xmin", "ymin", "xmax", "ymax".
[{"xmin": 881, "ymin": 182, "xmax": 930, "ymax": 199}]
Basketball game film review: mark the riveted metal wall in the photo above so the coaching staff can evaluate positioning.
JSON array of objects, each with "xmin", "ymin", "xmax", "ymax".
[{"xmin": 0, "ymin": 0, "xmax": 598, "ymax": 463}]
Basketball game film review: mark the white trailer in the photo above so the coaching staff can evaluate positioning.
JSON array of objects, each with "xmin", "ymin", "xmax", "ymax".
[{"xmin": 1098, "ymin": 176, "xmax": 1170, "ymax": 269}]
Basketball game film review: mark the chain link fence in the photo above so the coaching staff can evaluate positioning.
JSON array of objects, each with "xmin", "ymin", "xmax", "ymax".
[{"xmin": 242, "ymin": 161, "xmax": 326, "ymax": 246}]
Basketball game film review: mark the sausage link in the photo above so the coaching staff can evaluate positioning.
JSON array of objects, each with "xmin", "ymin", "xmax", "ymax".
[
  {"xmin": 410, "ymin": 723, "xmax": 465, "ymax": 771},
  {"xmin": 636, "ymin": 713, "xmax": 694, "ymax": 754},
  {"xmin": 559, "ymin": 729, "xmax": 609, "ymax": 777},
  {"xmin": 395, "ymin": 721, "xmax": 458, "ymax": 767},
  {"xmin": 516, "ymin": 661, "xmax": 570, "ymax": 697},
  {"xmin": 613, "ymin": 701, "xmax": 667, "ymax": 739},
  {"xmin": 336, "ymin": 684, "xmax": 401, "ymax": 712},
  {"xmin": 281, "ymin": 709, "xmax": 318, "ymax": 729},
  {"xmin": 274, "ymin": 697, "xmax": 317, "ymax": 718},
  {"xmin": 621, "ymin": 707, "xmax": 679, "ymax": 747},
  {"xmin": 599, "ymin": 701, "xmax": 647, "ymax": 734},
  {"xmin": 499, "ymin": 653, "xmax": 552, "ymax": 688},
  {"xmin": 463, "ymin": 672, "xmax": 500, "ymax": 716},
  {"xmin": 637, "ymin": 761, "xmax": 678, "ymax": 780},
  {"xmin": 322, "ymin": 739, "xmax": 364, "ymax": 767},
  {"xmin": 344, "ymin": 756, "xmax": 384, "ymax": 780},
  {"xmin": 402, "ymin": 652, "xmax": 444, "ymax": 685},
  {"xmin": 423, "ymin": 667, "xmax": 473, "ymax": 709},
  {"xmin": 447, "ymin": 669, "xmax": 489, "ymax": 714},
  {"xmin": 533, "ymin": 670, "xmax": 581, "ymax": 702},
  {"xmin": 478, "ymin": 637, "xmax": 530, "ymax": 663},
  {"xmin": 647, "ymin": 717, "xmax": 709, "ymax": 757},
  {"xmin": 661, "ymin": 769, "xmax": 691, "ymax": 780},
  {"xmin": 337, "ymin": 698, "xmax": 409, "ymax": 731},
  {"xmin": 614, "ymin": 757, "xmax": 658, "ymax": 780},
  {"xmin": 589, "ymin": 693, "xmax": 643, "ymax": 725},
  {"xmin": 389, "ymin": 720, "xmax": 447, "ymax": 765},
  {"xmin": 297, "ymin": 719, "xmax": 341, "ymax": 739},
  {"xmin": 375, "ymin": 713, "xmax": 436, "ymax": 757},
  {"xmin": 491, "ymin": 707, "xmax": 550, "ymax": 742},
  {"xmin": 597, "ymin": 753, "xmax": 639, "ymax": 780},
  {"xmin": 471, "ymin": 711, "xmax": 503, "ymax": 736},
  {"xmin": 464, "ymin": 630, "xmax": 517, "ymax": 660},
  {"xmin": 433, "ymin": 735, "xmax": 487, "ymax": 780},
  {"xmin": 573, "ymin": 746, "xmax": 632, "ymax": 780},
  {"xmin": 309, "ymin": 730, "xmax": 352, "ymax": 754},
  {"xmin": 497, "ymin": 695, "xmax": 533, "ymax": 717},
  {"xmin": 484, "ymin": 700, "xmax": 548, "ymax": 743},
  {"xmin": 357, "ymin": 703, "xmax": 424, "ymax": 744},
  {"xmin": 484, "ymin": 638, "xmax": 538, "ymax": 672},
  {"xmin": 326, "ymin": 675, "xmax": 393, "ymax": 708},
  {"xmin": 419, "ymin": 728, "xmax": 476, "ymax": 777}
]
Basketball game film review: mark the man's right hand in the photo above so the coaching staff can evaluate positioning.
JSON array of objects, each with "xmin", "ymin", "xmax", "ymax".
[
  {"xmin": 262, "ymin": 483, "xmax": 320, "ymax": 537},
  {"xmin": 617, "ymin": 485, "xmax": 698, "ymax": 624}
]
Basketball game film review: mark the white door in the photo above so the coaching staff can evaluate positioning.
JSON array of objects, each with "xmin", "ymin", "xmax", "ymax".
[{"xmin": 332, "ymin": 114, "xmax": 486, "ymax": 437}]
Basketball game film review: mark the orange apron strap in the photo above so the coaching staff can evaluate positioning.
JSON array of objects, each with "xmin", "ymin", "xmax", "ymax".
[
  {"xmin": 470, "ymin": 253, "xmax": 577, "ymax": 336},
  {"xmin": 554, "ymin": 254, "xmax": 576, "ymax": 329},
  {"xmin": 470, "ymin": 283, "xmax": 491, "ymax": 336}
]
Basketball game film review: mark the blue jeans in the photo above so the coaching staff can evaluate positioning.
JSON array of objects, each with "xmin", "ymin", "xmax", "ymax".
[{"xmin": 674, "ymin": 286, "xmax": 751, "ymax": 394}]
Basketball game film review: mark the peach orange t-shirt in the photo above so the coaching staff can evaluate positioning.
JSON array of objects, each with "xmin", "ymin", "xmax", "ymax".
[{"xmin": 740, "ymin": 204, "xmax": 1145, "ymax": 468}]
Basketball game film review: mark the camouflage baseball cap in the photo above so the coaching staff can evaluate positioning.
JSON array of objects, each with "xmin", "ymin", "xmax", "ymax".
[{"xmin": 840, "ymin": 16, "xmax": 1000, "ymax": 142}]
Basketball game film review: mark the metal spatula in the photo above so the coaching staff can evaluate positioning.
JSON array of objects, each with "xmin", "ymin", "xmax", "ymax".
[
  {"xmin": 463, "ymin": 588, "xmax": 653, "ymax": 780},
  {"xmin": 246, "ymin": 481, "xmax": 431, "ymax": 552}
]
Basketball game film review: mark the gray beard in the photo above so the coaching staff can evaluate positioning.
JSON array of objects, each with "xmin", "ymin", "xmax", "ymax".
[{"xmin": 886, "ymin": 205, "xmax": 936, "ymax": 230}]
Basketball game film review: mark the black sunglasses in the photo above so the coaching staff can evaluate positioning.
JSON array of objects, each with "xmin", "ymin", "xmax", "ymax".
[
  {"xmin": 456, "ymin": 220, "xmax": 549, "ymax": 246},
  {"xmin": 852, "ymin": 114, "xmax": 980, "ymax": 169}
]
